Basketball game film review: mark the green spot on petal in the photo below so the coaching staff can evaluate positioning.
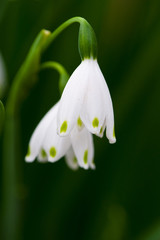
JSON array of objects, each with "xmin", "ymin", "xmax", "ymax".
[
  {"xmin": 50, "ymin": 147, "xmax": 56, "ymax": 158},
  {"xmin": 73, "ymin": 157, "xmax": 77, "ymax": 164},
  {"xmin": 77, "ymin": 117, "xmax": 83, "ymax": 127},
  {"xmin": 60, "ymin": 121, "xmax": 68, "ymax": 133},
  {"xmin": 100, "ymin": 127, "xmax": 103, "ymax": 134},
  {"xmin": 92, "ymin": 118, "xmax": 99, "ymax": 128},
  {"xmin": 83, "ymin": 150, "xmax": 88, "ymax": 164},
  {"xmin": 41, "ymin": 148, "xmax": 47, "ymax": 158},
  {"xmin": 113, "ymin": 126, "xmax": 116, "ymax": 138},
  {"xmin": 26, "ymin": 146, "xmax": 31, "ymax": 157}
]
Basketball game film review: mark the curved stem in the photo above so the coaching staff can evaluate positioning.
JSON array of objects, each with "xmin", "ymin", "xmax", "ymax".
[
  {"xmin": 42, "ymin": 17, "xmax": 84, "ymax": 52},
  {"xmin": 42, "ymin": 16, "xmax": 97, "ymax": 60},
  {"xmin": 6, "ymin": 29, "xmax": 50, "ymax": 117},
  {"xmin": 40, "ymin": 61, "xmax": 68, "ymax": 75},
  {"xmin": 2, "ymin": 29, "xmax": 50, "ymax": 240},
  {"xmin": 40, "ymin": 61, "xmax": 69, "ymax": 94}
]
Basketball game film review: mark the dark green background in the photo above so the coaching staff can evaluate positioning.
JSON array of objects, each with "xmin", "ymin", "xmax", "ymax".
[{"xmin": 0, "ymin": 0, "xmax": 160, "ymax": 239}]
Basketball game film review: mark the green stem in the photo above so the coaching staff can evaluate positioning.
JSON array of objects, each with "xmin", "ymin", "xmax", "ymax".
[
  {"xmin": 42, "ymin": 17, "xmax": 97, "ymax": 59},
  {"xmin": 2, "ymin": 116, "xmax": 21, "ymax": 240},
  {"xmin": 2, "ymin": 29, "xmax": 50, "ymax": 240},
  {"xmin": 42, "ymin": 17, "xmax": 83, "ymax": 52},
  {"xmin": 40, "ymin": 61, "xmax": 68, "ymax": 74},
  {"xmin": 6, "ymin": 29, "xmax": 50, "ymax": 117}
]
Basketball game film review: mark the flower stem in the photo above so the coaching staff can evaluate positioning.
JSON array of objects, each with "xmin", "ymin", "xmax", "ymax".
[
  {"xmin": 42, "ymin": 17, "xmax": 97, "ymax": 60},
  {"xmin": 40, "ymin": 61, "xmax": 69, "ymax": 93},
  {"xmin": 2, "ymin": 29, "xmax": 50, "ymax": 240},
  {"xmin": 40, "ymin": 61, "xmax": 68, "ymax": 75},
  {"xmin": 42, "ymin": 17, "xmax": 83, "ymax": 52}
]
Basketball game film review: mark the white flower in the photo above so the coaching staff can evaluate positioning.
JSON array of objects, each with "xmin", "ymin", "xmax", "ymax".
[
  {"xmin": 57, "ymin": 59, "xmax": 116, "ymax": 143},
  {"xmin": 25, "ymin": 102, "xmax": 95, "ymax": 170}
]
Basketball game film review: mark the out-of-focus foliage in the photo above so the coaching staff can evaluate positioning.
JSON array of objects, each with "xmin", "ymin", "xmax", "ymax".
[
  {"xmin": 0, "ymin": 0, "xmax": 160, "ymax": 239},
  {"xmin": 0, "ymin": 101, "xmax": 5, "ymax": 135}
]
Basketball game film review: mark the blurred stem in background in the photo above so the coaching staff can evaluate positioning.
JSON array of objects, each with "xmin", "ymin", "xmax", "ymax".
[
  {"xmin": 2, "ymin": 29, "xmax": 51, "ymax": 240},
  {"xmin": 136, "ymin": 221, "xmax": 160, "ymax": 240}
]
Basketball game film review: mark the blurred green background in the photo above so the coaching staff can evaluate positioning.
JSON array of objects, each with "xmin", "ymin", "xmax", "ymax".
[{"xmin": 0, "ymin": 0, "xmax": 160, "ymax": 239}]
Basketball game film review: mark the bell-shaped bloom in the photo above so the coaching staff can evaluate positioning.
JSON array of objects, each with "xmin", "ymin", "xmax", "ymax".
[
  {"xmin": 25, "ymin": 102, "xmax": 95, "ymax": 170},
  {"xmin": 57, "ymin": 59, "xmax": 116, "ymax": 144}
]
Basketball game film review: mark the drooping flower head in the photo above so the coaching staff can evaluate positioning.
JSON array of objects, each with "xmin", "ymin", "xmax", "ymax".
[
  {"xmin": 57, "ymin": 19, "xmax": 116, "ymax": 143},
  {"xmin": 25, "ymin": 17, "xmax": 116, "ymax": 171},
  {"xmin": 25, "ymin": 102, "xmax": 95, "ymax": 170},
  {"xmin": 57, "ymin": 59, "xmax": 116, "ymax": 143}
]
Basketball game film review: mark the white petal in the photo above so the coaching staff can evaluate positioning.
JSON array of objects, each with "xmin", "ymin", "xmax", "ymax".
[
  {"xmin": 57, "ymin": 60, "xmax": 89, "ymax": 137},
  {"xmin": 65, "ymin": 147, "xmax": 79, "ymax": 170},
  {"xmin": 95, "ymin": 119, "xmax": 106, "ymax": 138},
  {"xmin": 70, "ymin": 126, "xmax": 94, "ymax": 170},
  {"xmin": 94, "ymin": 61, "xmax": 116, "ymax": 143},
  {"xmin": 25, "ymin": 102, "xmax": 59, "ymax": 162},
  {"xmin": 42, "ymin": 112, "xmax": 71, "ymax": 163},
  {"xmin": 80, "ymin": 60, "xmax": 106, "ymax": 135}
]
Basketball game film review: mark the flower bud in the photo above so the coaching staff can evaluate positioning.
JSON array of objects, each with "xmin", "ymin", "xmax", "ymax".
[{"xmin": 78, "ymin": 20, "xmax": 97, "ymax": 60}]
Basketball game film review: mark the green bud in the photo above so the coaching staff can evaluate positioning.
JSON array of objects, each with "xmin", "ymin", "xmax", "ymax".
[{"xmin": 78, "ymin": 19, "xmax": 97, "ymax": 60}]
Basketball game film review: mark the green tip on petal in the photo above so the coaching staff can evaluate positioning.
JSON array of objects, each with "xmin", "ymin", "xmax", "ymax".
[
  {"xmin": 26, "ymin": 146, "xmax": 31, "ymax": 157},
  {"xmin": 113, "ymin": 126, "xmax": 116, "ymax": 138},
  {"xmin": 100, "ymin": 126, "xmax": 103, "ymax": 134},
  {"xmin": 60, "ymin": 121, "xmax": 68, "ymax": 133},
  {"xmin": 83, "ymin": 150, "xmax": 88, "ymax": 164},
  {"xmin": 50, "ymin": 147, "xmax": 57, "ymax": 158},
  {"xmin": 41, "ymin": 148, "xmax": 47, "ymax": 158},
  {"xmin": 92, "ymin": 117, "xmax": 99, "ymax": 128},
  {"xmin": 73, "ymin": 157, "xmax": 77, "ymax": 164},
  {"xmin": 77, "ymin": 117, "xmax": 83, "ymax": 127}
]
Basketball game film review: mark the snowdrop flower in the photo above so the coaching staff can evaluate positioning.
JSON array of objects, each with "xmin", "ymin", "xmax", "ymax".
[
  {"xmin": 56, "ymin": 18, "xmax": 116, "ymax": 144},
  {"xmin": 25, "ymin": 102, "xmax": 95, "ymax": 170},
  {"xmin": 57, "ymin": 59, "xmax": 116, "ymax": 144}
]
